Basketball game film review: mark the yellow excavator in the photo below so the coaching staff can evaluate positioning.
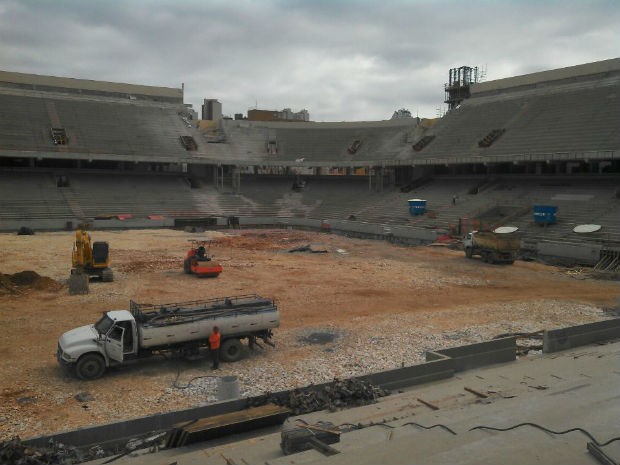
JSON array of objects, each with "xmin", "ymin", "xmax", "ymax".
[{"xmin": 71, "ymin": 227, "xmax": 114, "ymax": 282}]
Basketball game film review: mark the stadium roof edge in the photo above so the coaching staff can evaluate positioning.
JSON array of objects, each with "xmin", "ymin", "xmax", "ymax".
[
  {"xmin": 471, "ymin": 57, "xmax": 620, "ymax": 95},
  {"xmin": 0, "ymin": 69, "xmax": 182, "ymax": 100},
  {"xmin": 224, "ymin": 118, "xmax": 420, "ymax": 129}
]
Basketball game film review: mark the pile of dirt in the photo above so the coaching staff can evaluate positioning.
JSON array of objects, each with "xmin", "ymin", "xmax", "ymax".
[
  {"xmin": 212, "ymin": 231, "xmax": 319, "ymax": 252},
  {"xmin": 0, "ymin": 271, "xmax": 63, "ymax": 295}
]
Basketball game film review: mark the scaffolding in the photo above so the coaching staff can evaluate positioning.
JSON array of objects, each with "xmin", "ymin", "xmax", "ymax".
[{"xmin": 444, "ymin": 66, "xmax": 481, "ymax": 110}]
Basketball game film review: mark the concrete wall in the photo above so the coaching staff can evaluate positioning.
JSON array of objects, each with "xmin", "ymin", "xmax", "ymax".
[
  {"xmin": 0, "ymin": 218, "xmax": 75, "ymax": 232},
  {"xmin": 471, "ymin": 58, "xmax": 620, "ymax": 95},
  {"xmin": 427, "ymin": 337, "xmax": 516, "ymax": 372},
  {"xmin": 0, "ymin": 217, "xmax": 175, "ymax": 233},
  {"xmin": 543, "ymin": 318, "xmax": 620, "ymax": 353},
  {"xmin": 0, "ymin": 69, "xmax": 182, "ymax": 100},
  {"xmin": 93, "ymin": 218, "xmax": 175, "ymax": 229},
  {"xmin": 536, "ymin": 240, "xmax": 602, "ymax": 265}
]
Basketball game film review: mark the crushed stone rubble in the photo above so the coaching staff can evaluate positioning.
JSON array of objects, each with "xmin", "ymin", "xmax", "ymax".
[{"xmin": 163, "ymin": 300, "xmax": 609, "ymax": 404}]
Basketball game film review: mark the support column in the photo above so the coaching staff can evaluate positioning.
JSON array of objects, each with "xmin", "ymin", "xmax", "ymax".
[
  {"xmin": 373, "ymin": 166, "xmax": 384, "ymax": 192},
  {"xmin": 232, "ymin": 166, "xmax": 241, "ymax": 194},
  {"xmin": 214, "ymin": 165, "xmax": 222, "ymax": 191}
]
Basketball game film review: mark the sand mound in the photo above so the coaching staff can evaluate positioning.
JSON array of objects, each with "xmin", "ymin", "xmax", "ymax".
[{"xmin": 0, "ymin": 271, "xmax": 63, "ymax": 294}]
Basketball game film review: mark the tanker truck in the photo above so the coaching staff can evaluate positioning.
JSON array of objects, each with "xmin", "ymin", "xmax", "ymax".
[
  {"xmin": 463, "ymin": 231, "xmax": 520, "ymax": 264},
  {"xmin": 57, "ymin": 295, "xmax": 279, "ymax": 380}
]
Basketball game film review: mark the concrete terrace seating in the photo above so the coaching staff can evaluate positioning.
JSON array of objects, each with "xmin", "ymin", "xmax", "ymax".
[
  {"xmin": 410, "ymin": 99, "xmax": 523, "ymax": 159},
  {"xmin": 60, "ymin": 174, "xmax": 200, "ymax": 219},
  {"xmin": 191, "ymin": 177, "xmax": 375, "ymax": 220},
  {"xmin": 410, "ymin": 76, "xmax": 620, "ymax": 161},
  {"xmin": 214, "ymin": 120, "xmax": 416, "ymax": 164},
  {"xmin": 497, "ymin": 177, "xmax": 620, "ymax": 244},
  {"xmin": 272, "ymin": 125, "xmax": 411, "ymax": 163},
  {"xmin": 0, "ymin": 172, "xmax": 73, "ymax": 220},
  {"xmin": 0, "ymin": 94, "xmax": 54, "ymax": 150},
  {"xmin": 0, "ymin": 92, "xmax": 206, "ymax": 158},
  {"xmin": 486, "ymin": 85, "xmax": 620, "ymax": 156}
]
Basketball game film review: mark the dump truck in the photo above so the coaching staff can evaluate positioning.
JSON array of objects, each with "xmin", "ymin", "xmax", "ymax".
[
  {"xmin": 463, "ymin": 231, "xmax": 520, "ymax": 264},
  {"xmin": 57, "ymin": 295, "xmax": 279, "ymax": 380}
]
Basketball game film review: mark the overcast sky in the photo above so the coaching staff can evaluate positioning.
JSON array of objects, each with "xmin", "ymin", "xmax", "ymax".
[{"xmin": 1, "ymin": 0, "xmax": 618, "ymax": 121}]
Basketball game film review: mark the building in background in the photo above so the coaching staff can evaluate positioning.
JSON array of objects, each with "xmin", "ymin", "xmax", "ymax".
[
  {"xmin": 183, "ymin": 104, "xmax": 198, "ymax": 122},
  {"xmin": 202, "ymin": 99, "xmax": 222, "ymax": 120},
  {"xmin": 248, "ymin": 108, "xmax": 310, "ymax": 122}
]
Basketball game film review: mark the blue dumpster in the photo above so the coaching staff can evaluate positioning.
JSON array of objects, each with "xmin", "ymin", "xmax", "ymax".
[
  {"xmin": 533, "ymin": 205, "xmax": 558, "ymax": 224},
  {"xmin": 408, "ymin": 199, "xmax": 427, "ymax": 216}
]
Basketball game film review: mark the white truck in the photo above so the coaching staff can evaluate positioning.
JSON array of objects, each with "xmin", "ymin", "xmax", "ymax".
[
  {"xmin": 463, "ymin": 231, "xmax": 520, "ymax": 264},
  {"xmin": 57, "ymin": 295, "xmax": 280, "ymax": 380}
]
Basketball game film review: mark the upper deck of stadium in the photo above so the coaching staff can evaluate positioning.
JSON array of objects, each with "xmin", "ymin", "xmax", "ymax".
[{"xmin": 0, "ymin": 58, "xmax": 618, "ymax": 168}]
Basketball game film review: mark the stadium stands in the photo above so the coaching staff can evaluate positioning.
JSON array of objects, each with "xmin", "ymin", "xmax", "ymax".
[
  {"xmin": 0, "ymin": 60, "xmax": 619, "ymax": 260},
  {"xmin": 207, "ymin": 119, "xmax": 417, "ymax": 165},
  {"xmin": 0, "ymin": 92, "xmax": 207, "ymax": 159},
  {"xmin": 408, "ymin": 63, "xmax": 620, "ymax": 164},
  {"xmin": 0, "ymin": 172, "xmax": 73, "ymax": 220}
]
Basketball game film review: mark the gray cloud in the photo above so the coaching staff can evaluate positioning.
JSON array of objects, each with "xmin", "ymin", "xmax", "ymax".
[{"xmin": 1, "ymin": 0, "xmax": 618, "ymax": 121}]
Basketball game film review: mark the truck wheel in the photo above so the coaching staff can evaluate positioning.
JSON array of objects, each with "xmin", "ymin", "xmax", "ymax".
[
  {"xmin": 220, "ymin": 338, "xmax": 244, "ymax": 363},
  {"xmin": 76, "ymin": 353, "xmax": 106, "ymax": 380},
  {"xmin": 465, "ymin": 247, "xmax": 473, "ymax": 258},
  {"xmin": 183, "ymin": 258, "xmax": 192, "ymax": 274}
]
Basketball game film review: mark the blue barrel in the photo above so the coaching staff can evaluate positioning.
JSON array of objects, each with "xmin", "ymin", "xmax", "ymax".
[
  {"xmin": 408, "ymin": 199, "xmax": 427, "ymax": 216},
  {"xmin": 533, "ymin": 205, "xmax": 558, "ymax": 224}
]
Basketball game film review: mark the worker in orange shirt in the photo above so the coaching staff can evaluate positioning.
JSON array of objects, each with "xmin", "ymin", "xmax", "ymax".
[{"xmin": 209, "ymin": 326, "xmax": 221, "ymax": 369}]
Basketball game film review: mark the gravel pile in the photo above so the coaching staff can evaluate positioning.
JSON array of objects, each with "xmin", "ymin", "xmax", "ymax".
[{"xmin": 163, "ymin": 300, "xmax": 610, "ymax": 405}]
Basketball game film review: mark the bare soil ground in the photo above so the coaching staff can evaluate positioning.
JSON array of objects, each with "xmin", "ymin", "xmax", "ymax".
[{"xmin": 0, "ymin": 228, "xmax": 618, "ymax": 440}]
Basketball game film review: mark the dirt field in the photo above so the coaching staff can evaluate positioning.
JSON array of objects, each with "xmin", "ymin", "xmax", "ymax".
[{"xmin": 0, "ymin": 228, "xmax": 618, "ymax": 441}]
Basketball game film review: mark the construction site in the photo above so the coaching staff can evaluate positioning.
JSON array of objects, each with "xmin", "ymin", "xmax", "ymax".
[{"xmin": 0, "ymin": 58, "xmax": 619, "ymax": 464}]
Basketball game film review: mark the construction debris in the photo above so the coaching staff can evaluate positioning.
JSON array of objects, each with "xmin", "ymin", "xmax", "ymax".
[
  {"xmin": 17, "ymin": 227, "xmax": 35, "ymax": 235},
  {"xmin": 464, "ymin": 386, "xmax": 488, "ymax": 399},
  {"xmin": 417, "ymin": 397, "xmax": 440, "ymax": 410},
  {"xmin": 288, "ymin": 244, "xmax": 328, "ymax": 254},
  {"xmin": 281, "ymin": 420, "xmax": 340, "ymax": 456},
  {"xmin": 250, "ymin": 378, "xmax": 389, "ymax": 416},
  {"xmin": 0, "ymin": 436, "xmax": 80, "ymax": 465}
]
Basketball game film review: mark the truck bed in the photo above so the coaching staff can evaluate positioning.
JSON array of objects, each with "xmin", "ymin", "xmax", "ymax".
[{"xmin": 473, "ymin": 232, "xmax": 521, "ymax": 252}]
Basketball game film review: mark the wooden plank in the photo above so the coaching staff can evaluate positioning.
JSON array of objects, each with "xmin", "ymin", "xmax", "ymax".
[
  {"xmin": 180, "ymin": 404, "xmax": 289, "ymax": 432},
  {"xmin": 168, "ymin": 404, "xmax": 291, "ymax": 448}
]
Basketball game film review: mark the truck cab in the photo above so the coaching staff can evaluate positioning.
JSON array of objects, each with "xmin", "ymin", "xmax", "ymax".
[
  {"xmin": 97, "ymin": 310, "xmax": 138, "ymax": 362},
  {"xmin": 463, "ymin": 231, "xmax": 474, "ymax": 246},
  {"xmin": 57, "ymin": 310, "xmax": 137, "ymax": 380}
]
